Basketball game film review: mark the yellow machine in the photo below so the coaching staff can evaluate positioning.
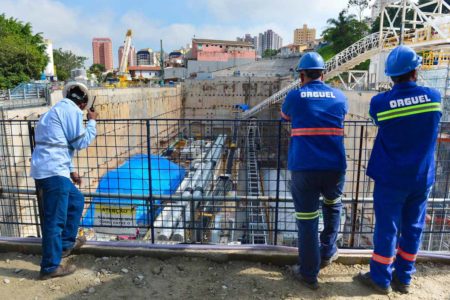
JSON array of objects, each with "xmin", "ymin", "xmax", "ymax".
[{"xmin": 117, "ymin": 29, "xmax": 133, "ymax": 88}]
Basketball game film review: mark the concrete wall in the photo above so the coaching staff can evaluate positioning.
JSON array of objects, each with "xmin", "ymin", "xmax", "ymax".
[
  {"xmin": 183, "ymin": 77, "xmax": 291, "ymax": 119},
  {"xmin": 344, "ymin": 90, "xmax": 376, "ymax": 120}
]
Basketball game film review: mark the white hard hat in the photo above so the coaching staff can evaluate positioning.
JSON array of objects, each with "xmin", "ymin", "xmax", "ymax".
[{"xmin": 63, "ymin": 81, "xmax": 92, "ymax": 108}]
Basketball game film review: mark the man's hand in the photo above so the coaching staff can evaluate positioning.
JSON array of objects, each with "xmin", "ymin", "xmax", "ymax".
[
  {"xmin": 70, "ymin": 172, "xmax": 82, "ymax": 185},
  {"xmin": 87, "ymin": 110, "xmax": 98, "ymax": 121}
]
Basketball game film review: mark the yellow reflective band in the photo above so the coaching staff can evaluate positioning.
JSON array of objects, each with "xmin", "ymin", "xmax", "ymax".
[
  {"xmin": 377, "ymin": 103, "xmax": 441, "ymax": 121},
  {"xmin": 295, "ymin": 210, "xmax": 320, "ymax": 220},
  {"xmin": 377, "ymin": 102, "xmax": 439, "ymax": 116},
  {"xmin": 323, "ymin": 197, "xmax": 341, "ymax": 205}
]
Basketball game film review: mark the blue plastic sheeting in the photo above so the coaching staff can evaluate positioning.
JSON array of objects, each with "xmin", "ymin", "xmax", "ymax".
[
  {"xmin": 82, "ymin": 154, "xmax": 185, "ymax": 227},
  {"xmin": 234, "ymin": 104, "xmax": 250, "ymax": 111}
]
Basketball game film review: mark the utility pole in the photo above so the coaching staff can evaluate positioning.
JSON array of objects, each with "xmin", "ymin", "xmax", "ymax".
[{"xmin": 160, "ymin": 39, "xmax": 165, "ymax": 86}]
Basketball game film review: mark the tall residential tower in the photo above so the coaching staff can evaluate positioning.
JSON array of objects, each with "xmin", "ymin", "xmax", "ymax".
[{"xmin": 92, "ymin": 37, "xmax": 113, "ymax": 71}]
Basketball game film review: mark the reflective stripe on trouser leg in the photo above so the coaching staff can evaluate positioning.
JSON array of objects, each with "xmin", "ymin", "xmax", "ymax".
[
  {"xmin": 394, "ymin": 187, "xmax": 429, "ymax": 285},
  {"xmin": 295, "ymin": 210, "xmax": 320, "ymax": 220},
  {"xmin": 323, "ymin": 196, "xmax": 342, "ymax": 206},
  {"xmin": 370, "ymin": 183, "xmax": 404, "ymax": 288}
]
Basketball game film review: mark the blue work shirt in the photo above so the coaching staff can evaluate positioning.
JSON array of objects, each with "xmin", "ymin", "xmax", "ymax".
[
  {"xmin": 367, "ymin": 81, "xmax": 442, "ymax": 189},
  {"xmin": 30, "ymin": 98, "xmax": 97, "ymax": 179},
  {"xmin": 281, "ymin": 80, "xmax": 348, "ymax": 171}
]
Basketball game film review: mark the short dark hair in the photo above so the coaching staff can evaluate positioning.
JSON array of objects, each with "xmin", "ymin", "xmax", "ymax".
[
  {"xmin": 391, "ymin": 70, "xmax": 415, "ymax": 84},
  {"xmin": 302, "ymin": 69, "xmax": 323, "ymax": 80},
  {"xmin": 67, "ymin": 86, "xmax": 88, "ymax": 104}
]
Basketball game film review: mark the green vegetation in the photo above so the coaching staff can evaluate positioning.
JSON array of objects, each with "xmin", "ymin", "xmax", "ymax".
[
  {"xmin": 53, "ymin": 48, "xmax": 87, "ymax": 81},
  {"xmin": 263, "ymin": 49, "xmax": 279, "ymax": 58},
  {"xmin": 88, "ymin": 63, "xmax": 106, "ymax": 83},
  {"xmin": 317, "ymin": 45, "xmax": 335, "ymax": 61},
  {"xmin": 0, "ymin": 14, "xmax": 48, "ymax": 89},
  {"xmin": 323, "ymin": 10, "xmax": 369, "ymax": 54},
  {"xmin": 347, "ymin": 0, "xmax": 369, "ymax": 22}
]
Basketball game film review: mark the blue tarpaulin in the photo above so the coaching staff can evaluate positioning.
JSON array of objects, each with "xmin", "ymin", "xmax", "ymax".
[{"xmin": 82, "ymin": 154, "xmax": 185, "ymax": 227}]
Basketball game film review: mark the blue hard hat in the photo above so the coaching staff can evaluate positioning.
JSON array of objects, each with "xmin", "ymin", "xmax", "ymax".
[
  {"xmin": 297, "ymin": 52, "xmax": 325, "ymax": 70},
  {"xmin": 385, "ymin": 45, "xmax": 422, "ymax": 77}
]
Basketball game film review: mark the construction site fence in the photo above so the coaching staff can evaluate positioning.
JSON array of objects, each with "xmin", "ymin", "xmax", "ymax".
[{"xmin": 0, "ymin": 119, "xmax": 449, "ymax": 252}]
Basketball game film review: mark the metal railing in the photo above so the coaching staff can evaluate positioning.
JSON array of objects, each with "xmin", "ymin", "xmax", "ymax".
[
  {"xmin": 0, "ymin": 83, "xmax": 49, "ymax": 110},
  {"xmin": 0, "ymin": 119, "xmax": 449, "ymax": 251}
]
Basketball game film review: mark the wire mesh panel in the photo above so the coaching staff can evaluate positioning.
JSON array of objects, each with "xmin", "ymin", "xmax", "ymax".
[{"xmin": 0, "ymin": 118, "xmax": 449, "ymax": 251}]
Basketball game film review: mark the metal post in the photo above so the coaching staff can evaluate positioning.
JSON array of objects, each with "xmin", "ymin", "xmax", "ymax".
[
  {"xmin": 379, "ymin": 4, "xmax": 386, "ymax": 50},
  {"xmin": 350, "ymin": 125, "xmax": 364, "ymax": 247},
  {"xmin": 273, "ymin": 121, "xmax": 282, "ymax": 245},
  {"xmin": 146, "ymin": 120, "xmax": 155, "ymax": 243},
  {"xmin": 399, "ymin": 0, "xmax": 407, "ymax": 45},
  {"xmin": 27, "ymin": 121, "xmax": 42, "ymax": 237}
]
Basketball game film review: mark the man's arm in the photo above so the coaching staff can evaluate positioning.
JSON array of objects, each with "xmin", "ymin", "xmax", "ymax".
[
  {"xmin": 62, "ymin": 109, "xmax": 97, "ymax": 151},
  {"xmin": 281, "ymin": 91, "xmax": 294, "ymax": 121},
  {"xmin": 369, "ymin": 96, "xmax": 379, "ymax": 126}
]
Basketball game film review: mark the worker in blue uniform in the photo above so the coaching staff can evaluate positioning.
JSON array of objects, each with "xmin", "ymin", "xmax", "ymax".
[
  {"xmin": 281, "ymin": 52, "xmax": 348, "ymax": 290},
  {"xmin": 357, "ymin": 45, "xmax": 442, "ymax": 294},
  {"xmin": 31, "ymin": 82, "xmax": 98, "ymax": 280}
]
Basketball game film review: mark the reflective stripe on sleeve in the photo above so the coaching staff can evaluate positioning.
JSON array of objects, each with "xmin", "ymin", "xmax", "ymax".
[
  {"xmin": 372, "ymin": 253, "xmax": 395, "ymax": 265},
  {"xmin": 397, "ymin": 248, "xmax": 417, "ymax": 262},
  {"xmin": 294, "ymin": 210, "xmax": 320, "ymax": 220},
  {"xmin": 291, "ymin": 127, "xmax": 344, "ymax": 137},
  {"xmin": 376, "ymin": 102, "xmax": 441, "ymax": 121}
]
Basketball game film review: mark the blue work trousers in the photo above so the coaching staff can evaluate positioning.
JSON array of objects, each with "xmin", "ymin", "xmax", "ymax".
[
  {"xmin": 291, "ymin": 170, "xmax": 345, "ymax": 282},
  {"xmin": 36, "ymin": 176, "xmax": 84, "ymax": 274},
  {"xmin": 370, "ymin": 182, "xmax": 430, "ymax": 288}
]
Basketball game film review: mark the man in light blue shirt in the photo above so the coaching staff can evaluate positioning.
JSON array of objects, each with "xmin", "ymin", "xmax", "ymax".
[{"xmin": 31, "ymin": 82, "xmax": 98, "ymax": 279}]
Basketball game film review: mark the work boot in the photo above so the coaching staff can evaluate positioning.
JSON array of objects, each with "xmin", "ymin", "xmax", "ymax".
[
  {"xmin": 320, "ymin": 251, "xmax": 339, "ymax": 269},
  {"xmin": 39, "ymin": 264, "xmax": 76, "ymax": 280},
  {"xmin": 355, "ymin": 271, "xmax": 392, "ymax": 295},
  {"xmin": 291, "ymin": 265, "xmax": 319, "ymax": 290},
  {"xmin": 392, "ymin": 272, "xmax": 410, "ymax": 294},
  {"xmin": 62, "ymin": 236, "xmax": 87, "ymax": 258}
]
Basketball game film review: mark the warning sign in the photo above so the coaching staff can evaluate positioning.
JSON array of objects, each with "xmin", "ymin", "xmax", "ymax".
[{"xmin": 94, "ymin": 205, "xmax": 136, "ymax": 227}]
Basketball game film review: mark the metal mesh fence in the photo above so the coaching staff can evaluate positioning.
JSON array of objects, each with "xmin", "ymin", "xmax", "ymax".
[{"xmin": 0, "ymin": 119, "xmax": 449, "ymax": 251}]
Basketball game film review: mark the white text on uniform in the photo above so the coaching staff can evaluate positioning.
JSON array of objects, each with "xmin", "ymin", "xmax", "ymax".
[
  {"xmin": 301, "ymin": 91, "xmax": 336, "ymax": 98},
  {"xmin": 389, "ymin": 95, "xmax": 431, "ymax": 108}
]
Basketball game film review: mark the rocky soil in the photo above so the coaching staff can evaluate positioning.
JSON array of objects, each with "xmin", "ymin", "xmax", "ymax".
[{"xmin": 0, "ymin": 252, "xmax": 449, "ymax": 299}]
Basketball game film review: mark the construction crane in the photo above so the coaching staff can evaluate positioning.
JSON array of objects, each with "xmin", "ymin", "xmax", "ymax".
[{"xmin": 118, "ymin": 29, "xmax": 132, "ymax": 88}]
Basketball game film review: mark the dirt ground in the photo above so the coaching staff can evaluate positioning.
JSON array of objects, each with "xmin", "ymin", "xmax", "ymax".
[{"xmin": 0, "ymin": 252, "xmax": 448, "ymax": 300}]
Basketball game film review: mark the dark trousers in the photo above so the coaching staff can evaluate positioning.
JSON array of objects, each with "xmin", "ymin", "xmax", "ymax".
[
  {"xmin": 370, "ymin": 182, "xmax": 430, "ymax": 288},
  {"xmin": 36, "ymin": 176, "xmax": 84, "ymax": 274},
  {"xmin": 290, "ymin": 170, "xmax": 345, "ymax": 281}
]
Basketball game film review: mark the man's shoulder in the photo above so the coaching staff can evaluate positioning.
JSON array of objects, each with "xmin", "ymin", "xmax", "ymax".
[
  {"xmin": 416, "ymin": 85, "xmax": 441, "ymax": 100},
  {"xmin": 54, "ymin": 99, "xmax": 82, "ymax": 117}
]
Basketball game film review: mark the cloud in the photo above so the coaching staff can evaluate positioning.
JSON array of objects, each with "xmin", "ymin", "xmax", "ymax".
[{"xmin": 1, "ymin": 0, "xmax": 355, "ymax": 68}]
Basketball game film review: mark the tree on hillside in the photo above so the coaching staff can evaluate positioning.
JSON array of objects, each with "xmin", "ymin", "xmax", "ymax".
[
  {"xmin": 263, "ymin": 49, "xmax": 279, "ymax": 58},
  {"xmin": 0, "ymin": 14, "xmax": 48, "ymax": 89},
  {"xmin": 88, "ymin": 63, "xmax": 106, "ymax": 83},
  {"xmin": 322, "ymin": 10, "xmax": 369, "ymax": 53},
  {"xmin": 348, "ymin": 0, "xmax": 369, "ymax": 22},
  {"xmin": 53, "ymin": 48, "xmax": 87, "ymax": 81}
]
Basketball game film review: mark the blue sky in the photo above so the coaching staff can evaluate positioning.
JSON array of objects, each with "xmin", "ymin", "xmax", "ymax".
[{"xmin": 1, "ymin": 0, "xmax": 370, "ymax": 67}]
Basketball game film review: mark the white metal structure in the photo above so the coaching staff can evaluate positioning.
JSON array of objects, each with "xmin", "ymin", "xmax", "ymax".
[
  {"xmin": 241, "ymin": 0, "xmax": 449, "ymax": 119},
  {"xmin": 118, "ymin": 30, "xmax": 133, "ymax": 75},
  {"xmin": 337, "ymin": 71, "xmax": 369, "ymax": 90}
]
